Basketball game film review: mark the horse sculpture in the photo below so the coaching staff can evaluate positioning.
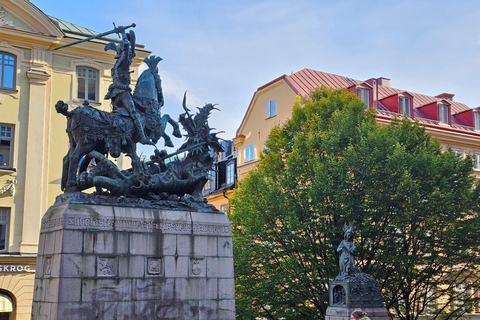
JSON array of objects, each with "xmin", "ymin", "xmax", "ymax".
[
  {"xmin": 75, "ymin": 101, "xmax": 224, "ymax": 198},
  {"xmin": 57, "ymin": 55, "xmax": 181, "ymax": 193}
]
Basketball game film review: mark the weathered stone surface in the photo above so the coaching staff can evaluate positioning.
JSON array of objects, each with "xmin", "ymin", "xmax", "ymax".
[
  {"xmin": 32, "ymin": 201, "xmax": 235, "ymax": 319},
  {"xmin": 325, "ymin": 306, "xmax": 389, "ymax": 320}
]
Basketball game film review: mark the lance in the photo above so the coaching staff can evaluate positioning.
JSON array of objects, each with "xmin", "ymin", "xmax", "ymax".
[{"xmin": 54, "ymin": 23, "xmax": 136, "ymax": 51}]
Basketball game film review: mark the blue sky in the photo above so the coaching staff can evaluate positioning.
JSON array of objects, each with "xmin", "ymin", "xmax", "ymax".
[{"xmin": 33, "ymin": 0, "xmax": 480, "ymax": 154}]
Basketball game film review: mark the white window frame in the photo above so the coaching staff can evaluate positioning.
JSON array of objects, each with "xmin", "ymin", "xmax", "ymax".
[
  {"xmin": 0, "ymin": 124, "xmax": 14, "ymax": 168},
  {"xmin": 76, "ymin": 66, "xmax": 99, "ymax": 102},
  {"xmin": 266, "ymin": 99, "xmax": 277, "ymax": 119},
  {"xmin": 474, "ymin": 112, "xmax": 480, "ymax": 130},
  {"xmin": 0, "ymin": 208, "xmax": 10, "ymax": 253},
  {"xmin": 220, "ymin": 204, "xmax": 229, "ymax": 214},
  {"xmin": 399, "ymin": 96, "xmax": 411, "ymax": 117},
  {"xmin": 453, "ymin": 149, "xmax": 463, "ymax": 158},
  {"xmin": 357, "ymin": 88, "xmax": 370, "ymax": 108},
  {"xmin": 226, "ymin": 162, "xmax": 235, "ymax": 185},
  {"xmin": 439, "ymin": 104, "xmax": 449, "ymax": 124},
  {"xmin": 474, "ymin": 153, "xmax": 480, "ymax": 171},
  {"xmin": 245, "ymin": 144, "xmax": 255, "ymax": 162},
  {"xmin": 0, "ymin": 51, "xmax": 16, "ymax": 91}
]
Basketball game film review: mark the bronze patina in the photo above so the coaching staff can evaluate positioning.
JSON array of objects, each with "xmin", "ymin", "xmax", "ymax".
[{"xmin": 55, "ymin": 24, "xmax": 223, "ymax": 202}]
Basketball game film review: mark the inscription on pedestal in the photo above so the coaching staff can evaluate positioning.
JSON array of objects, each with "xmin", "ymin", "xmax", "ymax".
[{"xmin": 41, "ymin": 215, "xmax": 231, "ymax": 236}]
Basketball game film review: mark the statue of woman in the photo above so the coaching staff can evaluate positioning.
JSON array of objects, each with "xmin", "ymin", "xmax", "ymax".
[{"xmin": 337, "ymin": 225, "xmax": 359, "ymax": 275}]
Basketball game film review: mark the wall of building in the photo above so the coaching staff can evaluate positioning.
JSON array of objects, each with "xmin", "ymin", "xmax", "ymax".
[
  {"xmin": 0, "ymin": 1, "xmax": 149, "ymax": 318},
  {"xmin": 234, "ymin": 80, "xmax": 297, "ymax": 180}
]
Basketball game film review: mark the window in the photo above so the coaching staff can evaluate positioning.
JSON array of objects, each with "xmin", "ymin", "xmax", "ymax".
[
  {"xmin": 226, "ymin": 162, "xmax": 235, "ymax": 185},
  {"xmin": 475, "ymin": 154, "xmax": 480, "ymax": 170},
  {"xmin": 357, "ymin": 88, "xmax": 369, "ymax": 108},
  {"xmin": 266, "ymin": 99, "xmax": 277, "ymax": 119},
  {"xmin": 203, "ymin": 170, "xmax": 216, "ymax": 192},
  {"xmin": 399, "ymin": 97, "xmax": 411, "ymax": 117},
  {"xmin": 77, "ymin": 67, "xmax": 98, "ymax": 102},
  {"xmin": 453, "ymin": 150, "xmax": 463, "ymax": 158},
  {"xmin": 0, "ymin": 208, "xmax": 9, "ymax": 252},
  {"xmin": 0, "ymin": 125, "xmax": 13, "ymax": 168},
  {"xmin": 245, "ymin": 144, "xmax": 255, "ymax": 162},
  {"xmin": 474, "ymin": 112, "xmax": 480, "ymax": 130},
  {"xmin": 220, "ymin": 204, "xmax": 229, "ymax": 214},
  {"xmin": 439, "ymin": 104, "xmax": 449, "ymax": 124},
  {"xmin": 0, "ymin": 52, "xmax": 15, "ymax": 90}
]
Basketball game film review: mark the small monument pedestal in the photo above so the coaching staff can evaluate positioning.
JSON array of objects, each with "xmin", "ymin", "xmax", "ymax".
[
  {"xmin": 325, "ymin": 274, "xmax": 389, "ymax": 320},
  {"xmin": 31, "ymin": 195, "xmax": 235, "ymax": 320},
  {"xmin": 326, "ymin": 225, "xmax": 388, "ymax": 320}
]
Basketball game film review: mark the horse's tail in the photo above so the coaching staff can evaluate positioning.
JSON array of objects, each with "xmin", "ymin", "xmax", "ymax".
[{"xmin": 55, "ymin": 100, "xmax": 73, "ymax": 117}]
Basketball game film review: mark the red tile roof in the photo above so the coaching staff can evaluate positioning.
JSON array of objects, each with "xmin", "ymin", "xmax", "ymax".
[
  {"xmin": 236, "ymin": 68, "xmax": 477, "ymax": 137},
  {"xmin": 286, "ymin": 69, "xmax": 470, "ymax": 115}
]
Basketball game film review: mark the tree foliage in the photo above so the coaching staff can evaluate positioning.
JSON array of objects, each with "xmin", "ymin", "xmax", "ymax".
[{"xmin": 230, "ymin": 87, "xmax": 480, "ymax": 320}]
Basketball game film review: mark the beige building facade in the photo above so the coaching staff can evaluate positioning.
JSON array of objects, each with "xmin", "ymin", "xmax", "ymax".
[
  {"xmin": 0, "ymin": 1, "xmax": 149, "ymax": 318},
  {"xmin": 234, "ymin": 69, "xmax": 480, "ymax": 182},
  {"xmin": 233, "ymin": 69, "xmax": 480, "ymax": 318}
]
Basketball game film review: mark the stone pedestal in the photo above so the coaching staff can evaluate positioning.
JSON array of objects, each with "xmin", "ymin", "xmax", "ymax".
[
  {"xmin": 325, "ymin": 306, "xmax": 389, "ymax": 320},
  {"xmin": 31, "ymin": 199, "xmax": 235, "ymax": 319},
  {"xmin": 325, "ymin": 275, "xmax": 389, "ymax": 320}
]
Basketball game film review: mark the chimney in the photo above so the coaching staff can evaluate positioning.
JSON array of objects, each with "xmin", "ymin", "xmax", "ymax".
[
  {"xmin": 377, "ymin": 77, "xmax": 391, "ymax": 87},
  {"xmin": 435, "ymin": 93, "xmax": 454, "ymax": 101}
]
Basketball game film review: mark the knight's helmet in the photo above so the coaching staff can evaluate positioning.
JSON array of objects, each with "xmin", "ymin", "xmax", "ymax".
[{"xmin": 133, "ymin": 55, "xmax": 164, "ymax": 107}]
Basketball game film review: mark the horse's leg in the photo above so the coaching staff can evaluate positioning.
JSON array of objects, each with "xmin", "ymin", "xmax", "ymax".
[
  {"xmin": 159, "ymin": 116, "xmax": 174, "ymax": 147},
  {"xmin": 165, "ymin": 114, "xmax": 182, "ymax": 138},
  {"xmin": 66, "ymin": 143, "xmax": 93, "ymax": 192},
  {"xmin": 62, "ymin": 138, "xmax": 74, "ymax": 191}
]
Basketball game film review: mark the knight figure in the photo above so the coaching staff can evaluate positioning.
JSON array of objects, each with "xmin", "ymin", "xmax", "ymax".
[{"xmin": 104, "ymin": 26, "xmax": 153, "ymax": 145}]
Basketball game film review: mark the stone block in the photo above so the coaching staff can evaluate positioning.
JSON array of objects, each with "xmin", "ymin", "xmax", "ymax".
[
  {"xmin": 132, "ymin": 278, "xmax": 174, "ymax": 301},
  {"xmin": 131, "ymin": 300, "xmax": 158, "ymax": 318},
  {"xmin": 217, "ymin": 300, "xmax": 236, "ymax": 319},
  {"xmin": 164, "ymin": 256, "xmax": 189, "ymax": 278},
  {"xmin": 162, "ymin": 234, "xmax": 177, "ymax": 255},
  {"xmin": 115, "ymin": 232, "xmax": 129, "ymax": 254},
  {"xmin": 192, "ymin": 235, "xmax": 217, "ymax": 257},
  {"xmin": 96, "ymin": 256, "xmax": 117, "ymax": 277},
  {"xmin": 58, "ymin": 230, "xmax": 83, "ymax": 254},
  {"xmin": 84, "ymin": 231, "xmax": 115, "ymax": 254},
  {"xmin": 43, "ymin": 231, "xmax": 57, "ymax": 255},
  {"xmin": 189, "ymin": 257, "xmax": 206, "ymax": 277},
  {"xmin": 146, "ymin": 257, "xmax": 164, "ymax": 276},
  {"xmin": 58, "ymin": 278, "xmax": 82, "ymax": 302},
  {"xmin": 59, "ymin": 254, "xmax": 83, "ymax": 278},
  {"xmin": 128, "ymin": 255, "xmax": 145, "ymax": 278},
  {"xmin": 82, "ymin": 278, "xmax": 131, "ymax": 302},
  {"xmin": 176, "ymin": 234, "xmax": 192, "ymax": 255},
  {"xmin": 206, "ymin": 257, "xmax": 234, "ymax": 278},
  {"xmin": 218, "ymin": 278, "xmax": 235, "ymax": 299},
  {"xmin": 130, "ymin": 233, "xmax": 163, "ymax": 255},
  {"xmin": 217, "ymin": 236, "xmax": 233, "ymax": 257},
  {"xmin": 207, "ymin": 278, "xmax": 219, "ymax": 300},
  {"xmin": 31, "ymin": 301, "xmax": 51, "ymax": 320},
  {"xmin": 42, "ymin": 278, "xmax": 60, "ymax": 303}
]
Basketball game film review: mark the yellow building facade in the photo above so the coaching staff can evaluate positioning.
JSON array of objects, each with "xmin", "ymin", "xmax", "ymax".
[
  {"xmin": 0, "ymin": 1, "xmax": 149, "ymax": 318},
  {"xmin": 234, "ymin": 69, "xmax": 480, "ymax": 182}
]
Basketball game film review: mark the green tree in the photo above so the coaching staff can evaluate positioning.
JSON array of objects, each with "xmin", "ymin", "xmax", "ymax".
[{"xmin": 230, "ymin": 87, "xmax": 480, "ymax": 320}]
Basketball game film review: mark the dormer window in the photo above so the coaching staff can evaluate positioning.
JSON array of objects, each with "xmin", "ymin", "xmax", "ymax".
[
  {"xmin": 357, "ymin": 88, "xmax": 370, "ymax": 108},
  {"xmin": 474, "ymin": 112, "xmax": 480, "ymax": 130},
  {"xmin": 439, "ymin": 104, "xmax": 449, "ymax": 124},
  {"xmin": 399, "ymin": 97, "xmax": 411, "ymax": 117}
]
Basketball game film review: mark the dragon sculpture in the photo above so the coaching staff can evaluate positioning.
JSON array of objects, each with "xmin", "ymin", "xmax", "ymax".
[{"xmin": 55, "ymin": 25, "xmax": 223, "ymax": 200}]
